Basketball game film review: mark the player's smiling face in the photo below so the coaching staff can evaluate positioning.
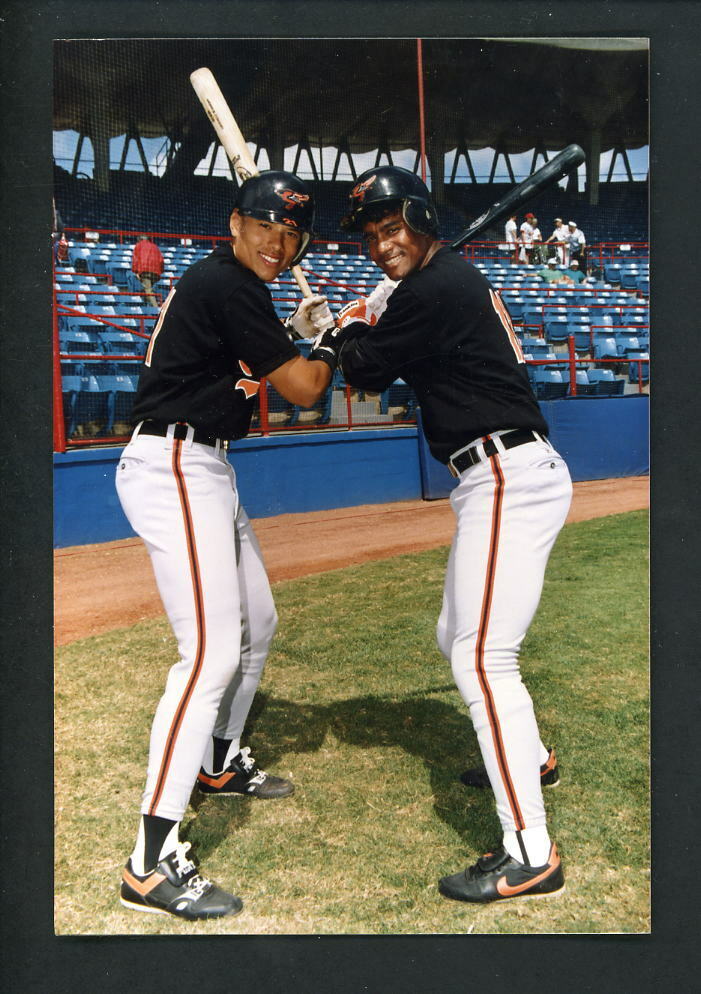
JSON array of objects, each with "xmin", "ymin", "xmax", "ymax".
[
  {"xmin": 362, "ymin": 210, "xmax": 434, "ymax": 279},
  {"xmin": 229, "ymin": 211, "xmax": 302, "ymax": 281}
]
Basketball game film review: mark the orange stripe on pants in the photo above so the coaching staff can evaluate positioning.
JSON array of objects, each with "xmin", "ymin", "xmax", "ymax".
[
  {"xmin": 473, "ymin": 444, "xmax": 526, "ymax": 831},
  {"xmin": 148, "ymin": 438, "xmax": 207, "ymax": 815}
]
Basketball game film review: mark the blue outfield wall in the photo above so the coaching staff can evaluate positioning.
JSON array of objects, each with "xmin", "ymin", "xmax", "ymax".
[
  {"xmin": 418, "ymin": 395, "xmax": 649, "ymax": 498},
  {"xmin": 53, "ymin": 428, "xmax": 422, "ymax": 548},
  {"xmin": 54, "ymin": 397, "xmax": 649, "ymax": 548}
]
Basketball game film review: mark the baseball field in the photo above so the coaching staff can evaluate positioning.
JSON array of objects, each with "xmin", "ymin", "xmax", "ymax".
[{"xmin": 54, "ymin": 479, "xmax": 649, "ymax": 935}]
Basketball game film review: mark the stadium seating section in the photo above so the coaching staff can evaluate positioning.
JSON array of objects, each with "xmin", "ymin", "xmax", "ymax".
[{"xmin": 56, "ymin": 235, "xmax": 650, "ymax": 441}]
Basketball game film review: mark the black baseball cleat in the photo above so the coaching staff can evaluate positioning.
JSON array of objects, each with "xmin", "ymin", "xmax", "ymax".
[
  {"xmin": 120, "ymin": 842, "xmax": 243, "ymax": 920},
  {"xmin": 459, "ymin": 747, "xmax": 559, "ymax": 790},
  {"xmin": 197, "ymin": 746, "xmax": 294, "ymax": 799},
  {"xmin": 438, "ymin": 843, "xmax": 565, "ymax": 904}
]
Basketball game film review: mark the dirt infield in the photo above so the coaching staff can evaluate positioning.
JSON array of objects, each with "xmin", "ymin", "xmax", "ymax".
[{"xmin": 54, "ymin": 476, "xmax": 649, "ymax": 646}]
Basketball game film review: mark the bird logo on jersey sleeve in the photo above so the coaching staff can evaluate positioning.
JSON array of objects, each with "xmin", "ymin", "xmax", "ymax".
[{"xmin": 235, "ymin": 360, "xmax": 260, "ymax": 399}]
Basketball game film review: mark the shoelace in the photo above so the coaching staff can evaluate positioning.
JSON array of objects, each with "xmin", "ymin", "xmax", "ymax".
[
  {"xmin": 236, "ymin": 746, "xmax": 256, "ymax": 773},
  {"xmin": 246, "ymin": 770, "xmax": 268, "ymax": 787},
  {"xmin": 172, "ymin": 842, "xmax": 212, "ymax": 897},
  {"xmin": 236, "ymin": 747, "xmax": 269, "ymax": 785}
]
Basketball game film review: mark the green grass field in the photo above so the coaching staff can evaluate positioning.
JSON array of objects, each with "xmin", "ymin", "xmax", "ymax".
[{"xmin": 54, "ymin": 510, "xmax": 649, "ymax": 935}]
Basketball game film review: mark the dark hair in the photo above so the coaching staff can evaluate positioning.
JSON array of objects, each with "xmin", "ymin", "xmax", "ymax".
[{"xmin": 360, "ymin": 202, "xmax": 404, "ymax": 227}]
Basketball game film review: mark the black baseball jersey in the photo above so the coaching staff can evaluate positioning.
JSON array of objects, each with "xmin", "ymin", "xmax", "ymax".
[
  {"xmin": 339, "ymin": 247, "xmax": 549, "ymax": 464},
  {"xmin": 131, "ymin": 245, "xmax": 298, "ymax": 439}
]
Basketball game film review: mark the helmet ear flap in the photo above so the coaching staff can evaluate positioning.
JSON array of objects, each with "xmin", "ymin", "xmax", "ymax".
[
  {"xmin": 402, "ymin": 198, "xmax": 438, "ymax": 236},
  {"xmin": 291, "ymin": 230, "xmax": 311, "ymax": 267}
]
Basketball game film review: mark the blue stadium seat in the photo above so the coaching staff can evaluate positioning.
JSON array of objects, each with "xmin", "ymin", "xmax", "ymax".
[
  {"xmin": 586, "ymin": 369, "xmax": 625, "ymax": 396},
  {"xmin": 521, "ymin": 336, "xmax": 548, "ymax": 352},
  {"xmin": 603, "ymin": 264, "xmax": 622, "ymax": 284},
  {"xmin": 627, "ymin": 352, "xmax": 650, "ymax": 385},
  {"xmin": 620, "ymin": 268, "xmax": 641, "ymax": 290},
  {"xmin": 68, "ymin": 375, "xmax": 108, "ymax": 435},
  {"xmin": 61, "ymin": 374, "xmax": 86, "ymax": 436},
  {"xmin": 533, "ymin": 368, "xmax": 568, "ymax": 400},
  {"xmin": 94, "ymin": 374, "xmax": 137, "ymax": 431},
  {"xmin": 98, "ymin": 330, "xmax": 143, "ymax": 355},
  {"xmin": 59, "ymin": 329, "xmax": 102, "ymax": 354},
  {"xmin": 564, "ymin": 310, "xmax": 592, "ymax": 324},
  {"xmin": 593, "ymin": 337, "xmax": 620, "ymax": 361},
  {"xmin": 571, "ymin": 369, "xmax": 597, "ymax": 396},
  {"xmin": 615, "ymin": 334, "xmax": 643, "ymax": 355},
  {"xmin": 620, "ymin": 307, "xmax": 648, "ymax": 323},
  {"xmin": 522, "ymin": 307, "xmax": 544, "ymax": 328},
  {"xmin": 505, "ymin": 299, "xmax": 525, "ymax": 322},
  {"xmin": 571, "ymin": 324, "xmax": 594, "ymax": 352},
  {"xmin": 543, "ymin": 317, "xmax": 569, "ymax": 343}
]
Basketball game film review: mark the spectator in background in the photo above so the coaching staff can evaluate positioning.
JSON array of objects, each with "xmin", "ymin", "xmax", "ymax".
[
  {"xmin": 52, "ymin": 198, "xmax": 68, "ymax": 263},
  {"xmin": 504, "ymin": 214, "xmax": 519, "ymax": 264},
  {"xmin": 54, "ymin": 233, "xmax": 69, "ymax": 265},
  {"xmin": 131, "ymin": 235, "xmax": 165, "ymax": 307},
  {"xmin": 563, "ymin": 259, "xmax": 590, "ymax": 285},
  {"xmin": 519, "ymin": 212, "xmax": 536, "ymax": 263},
  {"xmin": 544, "ymin": 218, "xmax": 567, "ymax": 265},
  {"xmin": 537, "ymin": 256, "xmax": 572, "ymax": 285},
  {"xmin": 531, "ymin": 217, "xmax": 544, "ymax": 265},
  {"xmin": 566, "ymin": 221, "xmax": 586, "ymax": 272}
]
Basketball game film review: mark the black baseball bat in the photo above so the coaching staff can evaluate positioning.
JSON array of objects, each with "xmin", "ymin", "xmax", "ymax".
[{"xmin": 449, "ymin": 143, "xmax": 586, "ymax": 251}]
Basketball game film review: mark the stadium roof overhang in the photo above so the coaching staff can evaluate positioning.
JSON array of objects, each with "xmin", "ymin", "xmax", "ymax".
[{"xmin": 54, "ymin": 37, "xmax": 648, "ymax": 197}]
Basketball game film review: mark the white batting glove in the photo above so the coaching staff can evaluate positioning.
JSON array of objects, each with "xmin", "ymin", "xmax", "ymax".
[
  {"xmin": 284, "ymin": 294, "xmax": 335, "ymax": 341},
  {"xmin": 364, "ymin": 276, "xmax": 399, "ymax": 320},
  {"xmin": 336, "ymin": 277, "xmax": 399, "ymax": 330}
]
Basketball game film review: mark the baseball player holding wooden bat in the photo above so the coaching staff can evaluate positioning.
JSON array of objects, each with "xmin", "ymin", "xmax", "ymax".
[
  {"xmin": 115, "ymin": 171, "xmax": 335, "ymax": 921},
  {"xmin": 313, "ymin": 166, "xmax": 573, "ymax": 903}
]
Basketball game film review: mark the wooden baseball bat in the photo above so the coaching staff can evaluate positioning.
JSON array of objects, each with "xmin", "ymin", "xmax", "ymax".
[
  {"xmin": 190, "ymin": 67, "xmax": 313, "ymax": 297},
  {"xmin": 450, "ymin": 143, "xmax": 586, "ymax": 251}
]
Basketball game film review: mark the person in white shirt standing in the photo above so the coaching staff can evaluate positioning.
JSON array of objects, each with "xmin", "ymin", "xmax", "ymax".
[
  {"xmin": 519, "ymin": 213, "xmax": 536, "ymax": 263},
  {"xmin": 531, "ymin": 217, "xmax": 544, "ymax": 265},
  {"xmin": 566, "ymin": 220, "xmax": 586, "ymax": 271},
  {"xmin": 504, "ymin": 214, "xmax": 519, "ymax": 265},
  {"xmin": 544, "ymin": 218, "xmax": 568, "ymax": 265}
]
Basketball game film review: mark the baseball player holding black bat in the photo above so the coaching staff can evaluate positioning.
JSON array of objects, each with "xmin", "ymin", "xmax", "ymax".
[
  {"xmin": 115, "ymin": 170, "xmax": 335, "ymax": 921},
  {"xmin": 313, "ymin": 166, "xmax": 573, "ymax": 903}
]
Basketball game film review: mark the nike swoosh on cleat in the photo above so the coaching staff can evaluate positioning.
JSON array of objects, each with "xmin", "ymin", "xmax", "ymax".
[
  {"xmin": 495, "ymin": 850, "xmax": 561, "ymax": 897},
  {"xmin": 198, "ymin": 771, "xmax": 237, "ymax": 788},
  {"xmin": 123, "ymin": 867, "xmax": 167, "ymax": 896}
]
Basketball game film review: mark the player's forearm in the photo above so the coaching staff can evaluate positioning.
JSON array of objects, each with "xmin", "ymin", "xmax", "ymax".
[{"xmin": 265, "ymin": 355, "xmax": 332, "ymax": 408}]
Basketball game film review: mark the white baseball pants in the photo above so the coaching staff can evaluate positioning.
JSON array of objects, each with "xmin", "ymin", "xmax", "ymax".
[
  {"xmin": 116, "ymin": 428, "xmax": 277, "ymax": 822},
  {"xmin": 436, "ymin": 434, "xmax": 572, "ymax": 838}
]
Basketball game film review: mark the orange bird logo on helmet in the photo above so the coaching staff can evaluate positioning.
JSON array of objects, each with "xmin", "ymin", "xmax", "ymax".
[
  {"xmin": 350, "ymin": 175, "xmax": 377, "ymax": 201},
  {"xmin": 278, "ymin": 189, "xmax": 310, "ymax": 210}
]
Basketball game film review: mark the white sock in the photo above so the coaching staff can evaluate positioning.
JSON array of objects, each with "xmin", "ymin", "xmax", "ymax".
[
  {"xmin": 130, "ymin": 818, "xmax": 147, "ymax": 875},
  {"xmin": 224, "ymin": 739, "xmax": 242, "ymax": 767},
  {"xmin": 158, "ymin": 822, "xmax": 180, "ymax": 861},
  {"xmin": 503, "ymin": 826, "xmax": 551, "ymax": 867},
  {"xmin": 538, "ymin": 742, "xmax": 551, "ymax": 766}
]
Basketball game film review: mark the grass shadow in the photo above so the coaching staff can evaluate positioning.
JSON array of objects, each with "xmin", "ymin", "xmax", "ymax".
[{"xmin": 187, "ymin": 686, "xmax": 500, "ymax": 862}]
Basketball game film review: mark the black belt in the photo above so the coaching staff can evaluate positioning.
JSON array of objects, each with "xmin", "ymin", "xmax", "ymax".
[
  {"xmin": 137, "ymin": 420, "xmax": 229, "ymax": 450},
  {"xmin": 448, "ymin": 429, "xmax": 543, "ymax": 477}
]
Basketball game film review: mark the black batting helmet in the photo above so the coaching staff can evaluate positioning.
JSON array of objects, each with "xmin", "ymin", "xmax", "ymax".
[
  {"xmin": 341, "ymin": 166, "xmax": 438, "ymax": 236},
  {"xmin": 234, "ymin": 170, "xmax": 315, "ymax": 265}
]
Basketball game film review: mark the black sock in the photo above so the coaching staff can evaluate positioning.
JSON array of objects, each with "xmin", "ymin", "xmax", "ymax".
[
  {"xmin": 142, "ymin": 815, "xmax": 177, "ymax": 872},
  {"xmin": 212, "ymin": 736, "xmax": 232, "ymax": 772}
]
